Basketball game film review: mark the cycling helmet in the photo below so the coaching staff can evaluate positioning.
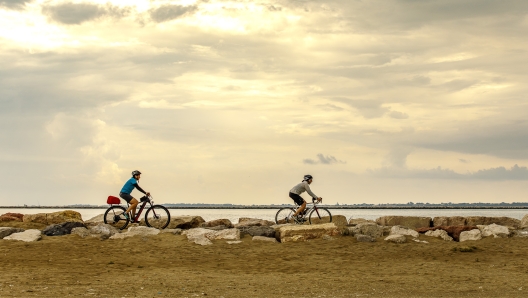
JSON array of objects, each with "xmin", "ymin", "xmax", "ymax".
[
  {"xmin": 303, "ymin": 174, "xmax": 313, "ymax": 181},
  {"xmin": 131, "ymin": 170, "xmax": 142, "ymax": 177}
]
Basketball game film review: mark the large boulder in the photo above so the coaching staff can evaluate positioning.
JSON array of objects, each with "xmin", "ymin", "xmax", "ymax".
[
  {"xmin": 275, "ymin": 223, "xmax": 339, "ymax": 243},
  {"xmin": 183, "ymin": 228, "xmax": 240, "ymax": 245},
  {"xmin": 465, "ymin": 216, "xmax": 520, "ymax": 229},
  {"xmin": 0, "ymin": 213, "xmax": 24, "ymax": 222},
  {"xmin": 239, "ymin": 226, "xmax": 275, "ymax": 238},
  {"xmin": 376, "ymin": 216, "xmax": 431, "ymax": 229},
  {"xmin": 202, "ymin": 219, "xmax": 233, "ymax": 228},
  {"xmin": 4, "ymin": 229, "xmax": 41, "ymax": 242},
  {"xmin": 348, "ymin": 218, "xmax": 376, "ymax": 225},
  {"xmin": 520, "ymin": 214, "xmax": 528, "ymax": 229},
  {"xmin": 110, "ymin": 226, "xmax": 160, "ymax": 239},
  {"xmin": 424, "ymin": 229, "xmax": 453, "ymax": 241},
  {"xmin": 42, "ymin": 222, "xmax": 86, "ymax": 236},
  {"xmin": 389, "ymin": 226, "xmax": 419, "ymax": 238},
  {"xmin": 23, "ymin": 210, "xmax": 83, "ymax": 225},
  {"xmin": 432, "ymin": 216, "xmax": 466, "ymax": 227},
  {"xmin": 0, "ymin": 227, "xmax": 24, "ymax": 239},
  {"xmin": 459, "ymin": 229, "xmax": 482, "ymax": 242},
  {"xmin": 477, "ymin": 224, "xmax": 510, "ymax": 238},
  {"xmin": 235, "ymin": 218, "xmax": 275, "ymax": 228},
  {"xmin": 168, "ymin": 216, "xmax": 205, "ymax": 229},
  {"xmin": 349, "ymin": 223, "xmax": 384, "ymax": 238},
  {"xmin": 384, "ymin": 234, "xmax": 406, "ymax": 243},
  {"xmin": 416, "ymin": 226, "xmax": 478, "ymax": 242}
]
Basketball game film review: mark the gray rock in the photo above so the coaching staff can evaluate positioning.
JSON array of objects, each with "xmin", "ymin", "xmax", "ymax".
[
  {"xmin": 349, "ymin": 223, "xmax": 384, "ymax": 238},
  {"xmin": 110, "ymin": 226, "xmax": 160, "ymax": 239},
  {"xmin": 376, "ymin": 216, "xmax": 431, "ymax": 229},
  {"xmin": 43, "ymin": 222, "xmax": 86, "ymax": 236},
  {"xmin": 384, "ymin": 234, "xmax": 406, "ymax": 243},
  {"xmin": 424, "ymin": 229, "xmax": 453, "ymax": 241},
  {"xmin": 477, "ymin": 224, "xmax": 510, "ymax": 238},
  {"xmin": 202, "ymin": 219, "xmax": 234, "ymax": 228},
  {"xmin": 71, "ymin": 227, "xmax": 90, "ymax": 238},
  {"xmin": 0, "ymin": 227, "xmax": 24, "ymax": 239},
  {"xmin": 235, "ymin": 218, "xmax": 275, "ymax": 228},
  {"xmin": 389, "ymin": 226, "xmax": 419, "ymax": 238},
  {"xmin": 168, "ymin": 216, "xmax": 205, "ymax": 229},
  {"xmin": 356, "ymin": 234, "xmax": 376, "ymax": 242},
  {"xmin": 4, "ymin": 229, "xmax": 42, "ymax": 242},
  {"xmin": 227, "ymin": 241, "xmax": 242, "ymax": 244},
  {"xmin": 322, "ymin": 235, "xmax": 335, "ymax": 241}
]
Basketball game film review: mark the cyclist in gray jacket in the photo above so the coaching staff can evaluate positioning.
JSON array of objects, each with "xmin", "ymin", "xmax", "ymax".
[{"xmin": 289, "ymin": 175, "xmax": 322, "ymax": 219}]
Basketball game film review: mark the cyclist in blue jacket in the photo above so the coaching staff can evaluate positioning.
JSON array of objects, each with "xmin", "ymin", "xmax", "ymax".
[{"xmin": 120, "ymin": 170, "xmax": 150, "ymax": 222}]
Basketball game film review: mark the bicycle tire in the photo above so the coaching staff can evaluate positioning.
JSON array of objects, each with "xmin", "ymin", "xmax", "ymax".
[
  {"xmin": 103, "ymin": 205, "xmax": 129, "ymax": 230},
  {"xmin": 145, "ymin": 205, "xmax": 171, "ymax": 229},
  {"xmin": 275, "ymin": 207, "xmax": 296, "ymax": 224},
  {"xmin": 309, "ymin": 207, "xmax": 332, "ymax": 225}
]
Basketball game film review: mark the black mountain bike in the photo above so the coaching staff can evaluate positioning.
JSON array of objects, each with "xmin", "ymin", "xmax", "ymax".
[
  {"xmin": 275, "ymin": 198, "xmax": 332, "ymax": 225},
  {"xmin": 104, "ymin": 195, "xmax": 170, "ymax": 230}
]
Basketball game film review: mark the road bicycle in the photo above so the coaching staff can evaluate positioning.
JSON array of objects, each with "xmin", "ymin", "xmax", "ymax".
[
  {"xmin": 104, "ymin": 195, "xmax": 170, "ymax": 230},
  {"xmin": 275, "ymin": 198, "xmax": 332, "ymax": 225}
]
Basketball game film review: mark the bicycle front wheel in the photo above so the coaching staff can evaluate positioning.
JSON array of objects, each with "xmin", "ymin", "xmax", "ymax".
[
  {"xmin": 309, "ymin": 207, "xmax": 332, "ymax": 225},
  {"xmin": 104, "ymin": 205, "xmax": 129, "ymax": 230},
  {"xmin": 145, "ymin": 205, "xmax": 171, "ymax": 229},
  {"xmin": 275, "ymin": 207, "xmax": 296, "ymax": 224}
]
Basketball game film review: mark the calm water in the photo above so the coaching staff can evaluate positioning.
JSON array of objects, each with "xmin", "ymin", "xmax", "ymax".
[{"xmin": 2, "ymin": 208, "xmax": 527, "ymax": 224}]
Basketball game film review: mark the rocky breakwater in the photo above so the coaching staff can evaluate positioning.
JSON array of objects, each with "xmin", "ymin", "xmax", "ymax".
[
  {"xmin": 274, "ymin": 223, "xmax": 339, "ymax": 243},
  {"xmin": 23, "ymin": 210, "xmax": 83, "ymax": 225}
]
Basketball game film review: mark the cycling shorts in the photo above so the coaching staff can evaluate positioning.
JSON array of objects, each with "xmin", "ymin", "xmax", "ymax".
[
  {"xmin": 119, "ymin": 192, "xmax": 134, "ymax": 203},
  {"xmin": 289, "ymin": 192, "xmax": 305, "ymax": 206}
]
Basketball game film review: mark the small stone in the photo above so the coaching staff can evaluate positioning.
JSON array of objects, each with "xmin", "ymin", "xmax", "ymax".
[
  {"xmin": 227, "ymin": 241, "xmax": 242, "ymax": 244},
  {"xmin": 356, "ymin": 234, "xmax": 376, "ymax": 242},
  {"xmin": 384, "ymin": 234, "xmax": 406, "ymax": 243},
  {"xmin": 252, "ymin": 236, "xmax": 278, "ymax": 243}
]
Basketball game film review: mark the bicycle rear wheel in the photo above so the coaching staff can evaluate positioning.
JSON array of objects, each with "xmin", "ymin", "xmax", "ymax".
[
  {"xmin": 103, "ymin": 205, "xmax": 129, "ymax": 230},
  {"xmin": 145, "ymin": 205, "xmax": 171, "ymax": 229},
  {"xmin": 275, "ymin": 207, "xmax": 296, "ymax": 224},
  {"xmin": 309, "ymin": 207, "xmax": 332, "ymax": 224}
]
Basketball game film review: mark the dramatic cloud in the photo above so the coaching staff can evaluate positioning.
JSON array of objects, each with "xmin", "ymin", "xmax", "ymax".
[{"xmin": 2, "ymin": 0, "xmax": 528, "ymax": 205}]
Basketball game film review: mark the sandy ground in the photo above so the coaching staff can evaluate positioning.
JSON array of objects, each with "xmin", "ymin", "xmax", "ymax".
[{"xmin": 1, "ymin": 232, "xmax": 528, "ymax": 298}]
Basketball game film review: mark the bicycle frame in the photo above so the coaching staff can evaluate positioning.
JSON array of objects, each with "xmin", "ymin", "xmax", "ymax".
[{"xmin": 127, "ymin": 196, "xmax": 155, "ymax": 222}]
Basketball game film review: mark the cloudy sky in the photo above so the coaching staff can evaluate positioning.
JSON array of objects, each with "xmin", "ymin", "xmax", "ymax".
[{"xmin": 2, "ymin": 0, "xmax": 528, "ymax": 206}]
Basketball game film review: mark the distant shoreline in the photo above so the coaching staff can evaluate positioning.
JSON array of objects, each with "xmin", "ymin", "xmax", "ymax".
[{"xmin": 2, "ymin": 206, "xmax": 528, "ymax": 210}]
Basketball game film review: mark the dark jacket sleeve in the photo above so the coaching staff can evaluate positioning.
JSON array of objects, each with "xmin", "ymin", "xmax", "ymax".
[{"xmin": 133, "ymin": 183, "xmax": 147, "ymax": 194}]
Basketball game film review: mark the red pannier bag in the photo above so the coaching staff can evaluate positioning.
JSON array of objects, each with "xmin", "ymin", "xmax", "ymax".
[{"xmin": 107, "ymin": 196, "xmax": 121, "ymax": 204}]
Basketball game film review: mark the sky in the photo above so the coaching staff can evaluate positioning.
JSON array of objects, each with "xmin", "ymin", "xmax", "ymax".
[{"xmin": 1, "ymin": 0, "xmax": 528, "ymax": 206}]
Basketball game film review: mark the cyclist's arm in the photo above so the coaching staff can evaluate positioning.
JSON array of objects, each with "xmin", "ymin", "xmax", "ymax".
[
  {"xmin": 133, "ymin": 183, "xmax": 147, "ymax": 194},
  {"xmin": 304, "ymin": 183, "xmax": 318, "ymax": 199}
]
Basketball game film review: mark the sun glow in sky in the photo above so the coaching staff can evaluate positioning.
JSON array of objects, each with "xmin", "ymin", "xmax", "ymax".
[{"xmin": 2, "ymin": 0, "xmax": 528, "ymax": 206}]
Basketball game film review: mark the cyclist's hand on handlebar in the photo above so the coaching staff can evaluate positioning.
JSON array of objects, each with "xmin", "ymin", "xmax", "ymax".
[
  {"xmin": 317, "ymin": 197, "xmax": 322, "ymax": 202},
  {"xmin": 146, "ymin": 192, "xmax": 151, "ymax": 197}
]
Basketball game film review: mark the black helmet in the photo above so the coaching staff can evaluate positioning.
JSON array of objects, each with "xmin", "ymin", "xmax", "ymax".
[
  {"xmin": 131, "ymin": 170, "xmax": 142, "ymax": 177},
  {"xmin": 303, "ymin": 174, "xmax": 313, "ymax": 181}
]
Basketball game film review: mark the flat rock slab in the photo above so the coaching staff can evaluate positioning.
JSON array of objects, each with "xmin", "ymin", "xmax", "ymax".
[
  {"xmin": 0, "ymin": 227, "xmax": 24, "ymax": 239},
  {"xmin": 348, "ymin": 218, "xmax": 376, "ymax": 225},
  {"xmin": 276, "ymin": 223, "xmax": 339, "ymax": 243},
  {"xmin": 385, "ymin": 234, "xmax": 406, "ymax": 243},
  {"xmin": 252, "ymin": 236, "xmax": 278, "ymax": 243},
  {"xmin": 23, "ymin": 210, "xmax": 83, "ymax": 225},
  {"xmin": 238, "ymin": 226, "xmax": 275, "ymax": 238},
  {"xmin": 183, "ymin": 228, "xmax": 240, "ymax": 245},
  {"xmin": 376, "ymin": 216, "xmax": 431, "ymax": 229},
  {"xmin": 348, "ymin": 223, "xmax": 384, "ymax": 238},
  {"xmin": 110, "ymin": 226, "xmax": 160, "ymax": 239},
  {"xmin": 4, "ymin": 229, "xmax": 42, "ymax": 242}
]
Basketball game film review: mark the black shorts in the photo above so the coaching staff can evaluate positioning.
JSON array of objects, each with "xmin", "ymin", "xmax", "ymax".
[
  {"xmin": 289, "ymin": 192, "xmax": 305, "ymax": 206},
  {"xmin": 119, "ymin": 192, "xmax": 134, "ymax": 203}
]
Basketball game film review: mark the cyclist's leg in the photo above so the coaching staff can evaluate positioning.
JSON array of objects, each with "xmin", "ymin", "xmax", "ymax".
[
  {"xmin": 126, "ymin": 199, "xmax": 139, "ymax": 219},
  {"xmin": 289, "ymin": 193, "xmax": 306, "ymax": 217}
]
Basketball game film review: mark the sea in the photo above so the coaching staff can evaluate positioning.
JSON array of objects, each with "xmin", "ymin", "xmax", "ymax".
[{"xmin": 1, "ymin": 208, "xmax": 527, "ymax": 223}]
